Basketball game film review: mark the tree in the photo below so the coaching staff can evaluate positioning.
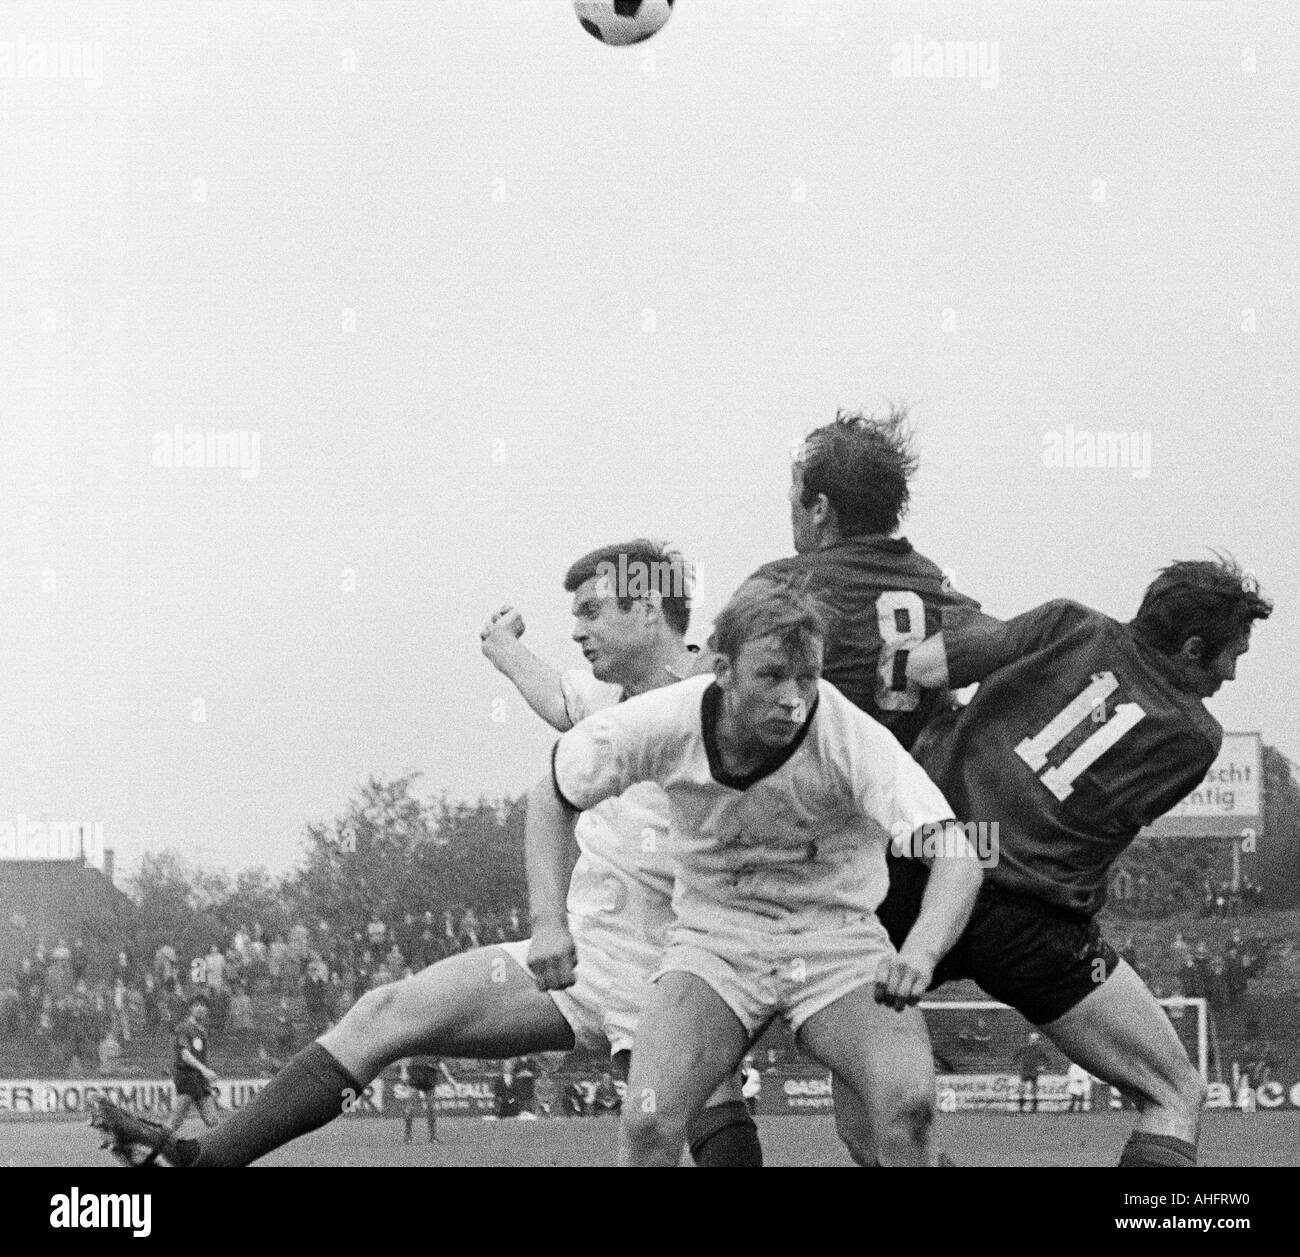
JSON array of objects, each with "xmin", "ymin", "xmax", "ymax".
[
  {"xmin": 211, "ymin": 867, "xmax": 291, "ymax": 941},
  {"xmin": 1260, "ymin": 743, "xmax": 1300, "ymax": 908},
  {"xmin": 286, "ymin": 774, "xmax": 444, "ymax": 948},
  {"xmin": 126, "ymin": 850, "xmax": 226, "ymax": 966},
  {"xmin": 283, "ymin": 776, "xmax": 528, "ymax": 947}
]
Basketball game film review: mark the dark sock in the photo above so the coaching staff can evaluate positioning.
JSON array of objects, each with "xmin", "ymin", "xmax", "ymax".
[
  {"xmin": 171, "ymin": 1138, "xmax": 200, "ymax": 1167},
  {"xmin": 189, "ymin": 1042, "xmax": 364, "ymax": 1167},
  {"xmin": 687, "ymin": 1100, "xmax": 763, "ymax": 1167},
  {"xmin": 1119, "ymin": 1131, "xmax": 1198, "ymax": 1167}
]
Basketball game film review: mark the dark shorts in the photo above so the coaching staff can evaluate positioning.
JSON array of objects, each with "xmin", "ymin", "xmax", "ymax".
[
  {"xmin": 174, "ymin": 1074, "xmax": 212, "ymax": 1102},
  {"xmin": 876, "ymin": 852, "xmax": 1120, "ymax": 1026}
]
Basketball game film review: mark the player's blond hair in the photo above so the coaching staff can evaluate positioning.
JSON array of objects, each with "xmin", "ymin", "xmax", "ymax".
[{"xmin": 707, "ymin": 575, "xmax": 829, "ymax": 667}]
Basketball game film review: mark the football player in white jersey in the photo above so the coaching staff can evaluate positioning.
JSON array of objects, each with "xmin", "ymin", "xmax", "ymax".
[
  {"xmin": 527, "ymin": 574, "xmax": 984, "ymax": 1167},
  {"xmin": 90, "ymin": 541, "xmax": 757, "ymax": 1168},
  {"xmin": 481, "ymin": 539, "xmax": 760, "ymax": 1165}
]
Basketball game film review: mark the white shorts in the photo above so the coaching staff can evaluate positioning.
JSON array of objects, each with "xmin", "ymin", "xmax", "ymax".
[
  {"xmin": 499, "ymin": 922, "xmax": 659, "ymax": 1057},
  {"xmin": 652, "ymin": 914, "xmax": 895, "ymax": 1038}
]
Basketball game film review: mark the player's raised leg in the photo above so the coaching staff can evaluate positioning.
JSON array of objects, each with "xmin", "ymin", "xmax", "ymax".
[
  {"xmin": 320, "ymin": 946, "xmax": 572, "ymax": 1079},
  {"xmin": 798, "ymin": 987, "xmax": 936, "ymax": 1167},
  {"xmin": 619, "ymin": 972, "xmax": 748, "ymax": 1167},
  {"xmin": 99, "ymin": 946, "xmax": 575, "ymax": 1167},
  {"xmin": 1042, "ymin": 960, "xmax": 1206, "ymax": 1165}
]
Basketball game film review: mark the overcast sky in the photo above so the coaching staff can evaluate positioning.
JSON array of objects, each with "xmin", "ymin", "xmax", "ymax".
[{"xmin": 2, "ymin": 0, "xmax": 1296, "ymax": 882}]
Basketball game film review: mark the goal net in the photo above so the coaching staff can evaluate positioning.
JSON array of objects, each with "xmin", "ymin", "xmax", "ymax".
[{"xmin": 919, "ymin": 996, "xmax": 1209, "ymax": 1113}]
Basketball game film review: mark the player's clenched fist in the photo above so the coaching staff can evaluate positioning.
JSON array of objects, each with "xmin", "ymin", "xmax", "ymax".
[
  {"xmin": 873, "ymin": 948, "xmax": 934, "ymax": 1012},
  {"xmin": 480, "ymin": 605, "xmax": 525, "ymax": 658},
  {"xmin": 527, "ymin": 921, "xmax": 577, "ymax": 991}
]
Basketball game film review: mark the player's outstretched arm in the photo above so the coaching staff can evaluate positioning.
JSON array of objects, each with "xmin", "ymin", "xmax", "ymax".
[
  {"xmin": 908, "ymin": 605, "xmax": 1073, "ymax": 691},
  {"xmin": 480, "ymin": 605, "xmax": 571, "ymax": 731},
  {"xmin": 877, "ymin": 823, "xmax": 983, "ymax": 1012},
  {"xmin": 905, "ymin": 632, "xmax": 950, "ymax": 689},
  {"xmin": 523, "ymin": 774, "xmax": 581, "ymax": 990}
]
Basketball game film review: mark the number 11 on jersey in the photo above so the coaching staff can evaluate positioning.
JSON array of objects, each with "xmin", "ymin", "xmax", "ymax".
[{"xmin": 1015, "ymin": 671, "xmax": 1146, "ymax": 801}]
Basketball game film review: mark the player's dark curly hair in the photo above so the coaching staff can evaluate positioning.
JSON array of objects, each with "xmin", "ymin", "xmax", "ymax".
[
  {"xmin": 798, "ymin": 406, "xmax": 919, "ymax": 537},
  {"xmin": 1130, "ymin": 555, "xmax": 1272, "ymax": 662},
  {"xmin": 563, "ymin": 539, "xmax": 692, "ymax": 635},
  {"xmin": 708, "ymin": 573, "xmax": 829, "ymax": 667}
]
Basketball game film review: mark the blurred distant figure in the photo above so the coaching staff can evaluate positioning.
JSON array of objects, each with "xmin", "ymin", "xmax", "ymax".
[
  {"xmin": 170, "ymin": 994, "xmax": 220, "ymax": 1134},
  {"xmin": 740, "ymin": 1057, "xmax": 762, "ymax": 1116},
  {"xmin": 399, "ymin": 1056, "xmax": 451, "ymax": 1144},
  {"xmin": 1015, "ymin": 1031, "xmax": 1049, "ymax": 1114},
  {"xmin": 227, "ymin": 984, "xmax": 256, "ymax": 1058},
  {"xmin": 534, "ymin": 1068, "xmax": 559, "ymax": 1117},
  {"xmin": 592, "ymin": 1070, "xmax": 621, "ymax": 1117},
  {"xmin": 514, "ymin": 1056, "xmax": 537, "ymax": 1118},
  {"xmin": 494, "ymin": 1061, "xmax": 521, "ymax": 1119},
  {"xmin": 1066, "ymin": 1062, "xmax": 1092, "ymax": 1112}
]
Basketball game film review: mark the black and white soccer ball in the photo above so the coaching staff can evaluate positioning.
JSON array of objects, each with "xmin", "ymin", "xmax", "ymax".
[{"xmin": 574, "ymin": 1, "xmax": 675, "ymax": 47}]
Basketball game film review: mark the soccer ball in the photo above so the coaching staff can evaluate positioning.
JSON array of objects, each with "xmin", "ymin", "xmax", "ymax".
[{"xmin": 574, "ymin": 1, "xmax": 674, "ymax": 47}]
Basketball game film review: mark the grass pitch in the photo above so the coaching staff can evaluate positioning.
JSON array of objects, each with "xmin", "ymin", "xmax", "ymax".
[{"xmin": 2, "ymin": 1110, "xmax": 1296, "ymax": 1168}]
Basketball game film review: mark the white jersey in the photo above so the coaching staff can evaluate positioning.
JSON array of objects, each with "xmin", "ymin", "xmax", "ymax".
[
  {"xmin": 560, "ymin": 669, "xmax": 677, "ymax": 956},
  {"xmin": 553, "ymin": 674, "xmax": 957, "ymax": 935}
]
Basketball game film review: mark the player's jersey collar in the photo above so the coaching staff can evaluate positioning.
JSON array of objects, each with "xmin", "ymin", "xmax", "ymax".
[
  {"xmin": 700, "ymin": 681, "xmax": 819, "ymax": 790},
  {"xmin": 819, "ymin": 534, "xmax": 913, "ymax": 556}
]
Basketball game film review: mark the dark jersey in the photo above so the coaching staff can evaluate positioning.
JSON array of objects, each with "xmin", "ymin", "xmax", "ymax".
[
  {"xmin": 753, "ymin": 537, "xmax": 980, "ymax": 750},
  {"xmin": 1015, "ymin": 1041, "xmax": 1050, "ymax": 1080},
  {"xmin": 173, "ymin": 1016, "xmax": 209, "ymax": 1084},
  {"xmin": 918, "ymin": 600, "xmax": 1222, "ymax": 917},
  {"xmin": 406, "ymin": 1057, "xmax": 442, "ymax": 1092}
]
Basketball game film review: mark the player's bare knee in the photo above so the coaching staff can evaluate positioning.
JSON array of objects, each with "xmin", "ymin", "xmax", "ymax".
[
  {"xmin": 877, "ymin": 1088, "xmax": 933, "ymax": 1154},
  {"xmin": 622, "ymin": 1107, "xmax": 684, "ymax": 1157}
]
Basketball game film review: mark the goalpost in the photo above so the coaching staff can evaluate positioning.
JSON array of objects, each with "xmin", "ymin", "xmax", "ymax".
[{"xmin": 918, "ymin": 997, "xmax": 1210, "ymax": 1112}]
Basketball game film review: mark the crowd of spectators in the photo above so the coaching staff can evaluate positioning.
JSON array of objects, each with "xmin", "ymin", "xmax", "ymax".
[
  {"xmin": 1113, "ymin": 928, "xmax": 1274, "ymax": 1017},
  {"xmin": 1109, "ymin": 870, "xmax": 1267, "ymax": 919},
  {"xmin": 0, "ymin": 906, "xmax": 527, "ymax": 1076}
]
